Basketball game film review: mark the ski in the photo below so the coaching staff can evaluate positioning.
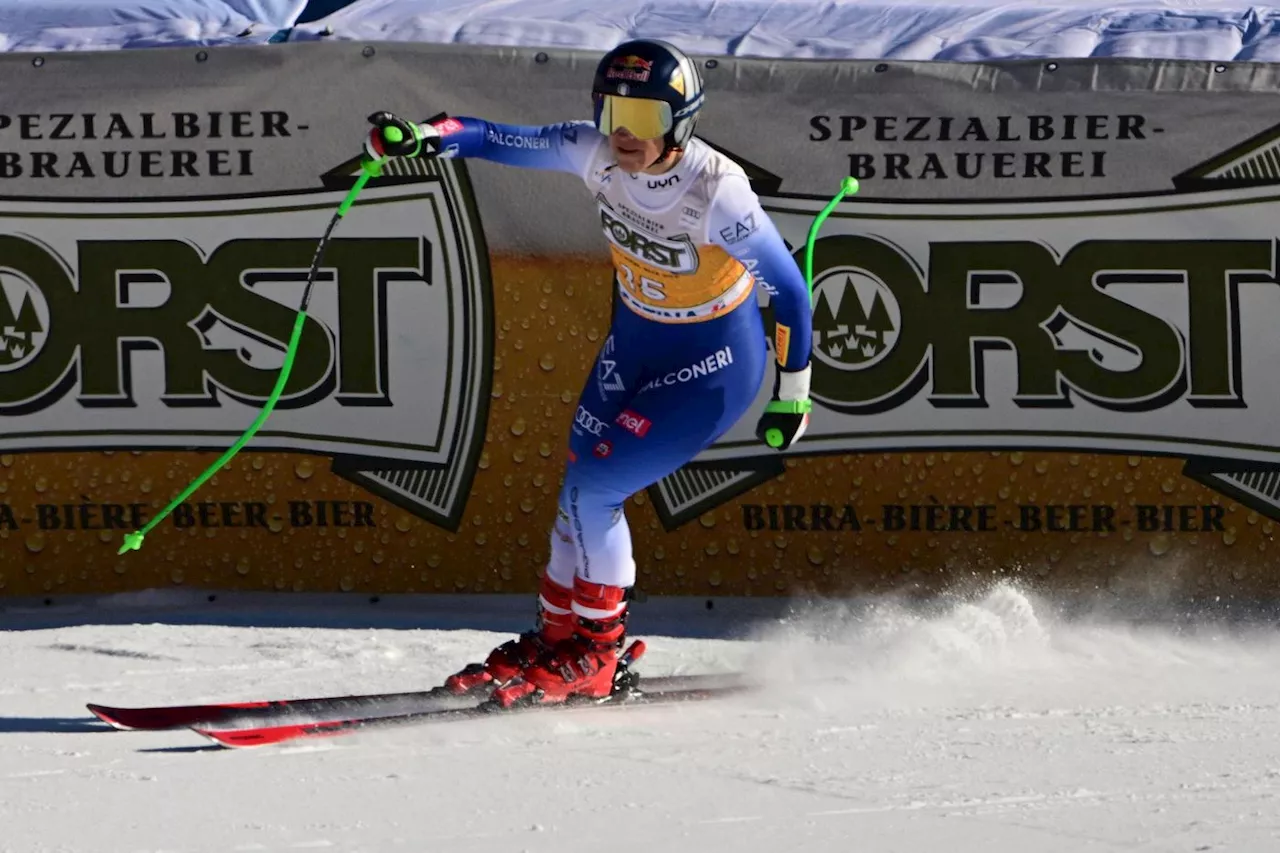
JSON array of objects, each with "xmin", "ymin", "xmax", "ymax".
[
  {"xmin": 192, "ymin": 678, "xmax": 752, "ymax": 749},
  {"xmin": 87, "ymin": 687, "xmax": 473, "ymax": 731},
  {"xmin": 88, "ymin": 637, "xmax": 743, "ymax": 733}
]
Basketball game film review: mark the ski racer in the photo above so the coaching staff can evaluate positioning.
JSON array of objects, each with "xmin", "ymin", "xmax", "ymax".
[{"xmin": 362, "ymin": 38, "xmax": 815, "ymax": 708}]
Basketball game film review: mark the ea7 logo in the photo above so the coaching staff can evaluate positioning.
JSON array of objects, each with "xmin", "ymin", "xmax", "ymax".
[
  {"xmin": 719, "ymin": 212, "xmax": 757, "ymax": 244},
  {"xmin": 596, "ymin": 335, "xmax": 625, "ymax": 399},
  {"xmin": 598, "ymin": 358, "xmax": 624, "ymax": 392}
]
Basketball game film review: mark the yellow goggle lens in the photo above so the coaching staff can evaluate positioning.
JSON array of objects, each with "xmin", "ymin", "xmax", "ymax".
[{"xmin": 595, "ymin": 95, "xmax": 673, "ymax": 139}]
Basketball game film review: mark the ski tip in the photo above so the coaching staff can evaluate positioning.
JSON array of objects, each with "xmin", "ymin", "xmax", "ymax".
[
  {"xmin": 192, "ymin": 719, "xmax": 339, "ymax": 749},
  {"xmin": 191, "ymin": 726, "xmax": 267, "ymax": 749},
  {"xmin": 86, "ymin": 704, "xmax": 132, "ymax": 730}
]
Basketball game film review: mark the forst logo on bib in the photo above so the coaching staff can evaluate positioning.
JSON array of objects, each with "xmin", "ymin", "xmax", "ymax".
[{"xmin": 599, "ymin": 208, "xmax": 697, "ymax": 273}]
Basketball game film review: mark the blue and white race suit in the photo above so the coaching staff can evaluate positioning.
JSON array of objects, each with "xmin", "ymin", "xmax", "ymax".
[{"xmin": 434, "ymin": 117, "xmax": 813, "ymax": 590}]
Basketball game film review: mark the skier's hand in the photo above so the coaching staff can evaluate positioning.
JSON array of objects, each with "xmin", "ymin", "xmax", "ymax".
[
  {"xmin": 755, "ymin": 363, "xmax": 812, "ymax": 451},
  {"xmin": 364, "ymin": 111, "xmax": 442, "ymax": 161}
]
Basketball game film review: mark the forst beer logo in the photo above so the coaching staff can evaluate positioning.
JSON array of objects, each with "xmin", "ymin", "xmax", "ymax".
[
  {"xmin": 651, "ymin": 136, "xmax": 1280, "ymax": 529},
  {"xmin": 0, "ymin": 233, "xmax": 412, "ymax": 411},
  {"xmin": 810, "ymin": 267, "xmax": 900, "ymax": 371},
  {"xmin": 0, "ymin": 269, "xmax": 47, "ymax": 370},
  {"xmin": 797, "ymin": 232, "xmax": 1266, "ymax": 415},
  {"xmin": 599, "ymin": 207, "xmax": 697, "ymax": 273},
  {"xmin": 0, "ymin": 172, "xmax": 495, "ymax": 531}
]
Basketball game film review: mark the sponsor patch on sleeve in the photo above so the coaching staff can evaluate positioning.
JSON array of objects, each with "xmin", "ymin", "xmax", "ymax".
[
  {"xmin": 433, "ymin": 117, "xmax": 465, "ymax": 136},
  {"xmin": 775, "ymin": 322, "xmax": 792, "ymax": 366}
]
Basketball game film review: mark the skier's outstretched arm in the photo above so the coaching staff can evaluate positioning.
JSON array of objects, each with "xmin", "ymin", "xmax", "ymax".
[
  {"xmin": 364, "ymin": 111, "xmax": 603, "ymax": 178},
  {"xmin": 707, "ymin": 174, "xmax": 815, "ymax": 449}
]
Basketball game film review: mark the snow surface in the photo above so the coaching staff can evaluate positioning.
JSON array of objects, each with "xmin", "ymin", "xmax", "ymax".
[
  {"xmin": 288, "ymin": 0, "xmax": 1280, "ymax": 62},
  {"xmin": 8, "ymin": 0, "xmax": 1280, "ymax": 59},
  {"xmin": 0, "ymin": 0, "xmax": 306, "ymax": 50},
  {"xmin": 5, "ymin": 583, "xmax": 1280, "ymax": 852}
]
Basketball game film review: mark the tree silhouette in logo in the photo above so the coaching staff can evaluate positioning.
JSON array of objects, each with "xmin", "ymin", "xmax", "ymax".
[
  {"xmin": 812, "ymin": 288, "xmax": 838, "ymax": 355},
  {"xmin": 0, "ymin": 285, "xmax": 45, "ymax": 366},
  {"xmin": 812, "ymin": 275, "xmax": 896, "ymax": 366},
  {"xmin": 0, "ymin": 288, "xmax": 15, "ymax": 359},
  {"xmin": 863, "ymin": 289, "xmax": 894, "ymax": 356}
]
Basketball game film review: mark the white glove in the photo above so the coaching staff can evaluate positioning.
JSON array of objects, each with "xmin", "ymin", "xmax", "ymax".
[{"xmin": 755, "ymin": 363, "xmax": 812, "ymax": 450}]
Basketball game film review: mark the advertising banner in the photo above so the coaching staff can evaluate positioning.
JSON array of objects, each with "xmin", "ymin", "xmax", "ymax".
[{"xmin": 2, "ymin": 43, "xmax": 1280, "ymax": 600}]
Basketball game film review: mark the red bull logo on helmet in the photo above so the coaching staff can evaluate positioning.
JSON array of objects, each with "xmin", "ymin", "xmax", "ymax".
[{"xmin": 607, "ymin": 55, "xmax": 653, "ymax": 83}]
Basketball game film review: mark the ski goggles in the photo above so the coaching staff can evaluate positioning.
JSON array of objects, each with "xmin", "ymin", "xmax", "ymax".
[{"xmin": 593, "ymin": 93, "xmax": 673, "ymax": 140}]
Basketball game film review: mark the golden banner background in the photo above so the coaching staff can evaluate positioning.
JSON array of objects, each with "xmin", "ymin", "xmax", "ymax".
[{"xmin": 1, "ymin": 254, "xmax": 1273, "ymax": 601}]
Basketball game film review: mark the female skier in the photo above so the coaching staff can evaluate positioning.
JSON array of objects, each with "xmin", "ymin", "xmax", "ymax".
[{"xmin": 363, "ymin": 38, "xmax": 814, "ymax": 707}]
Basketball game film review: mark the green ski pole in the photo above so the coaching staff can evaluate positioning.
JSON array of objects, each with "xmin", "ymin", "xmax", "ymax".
[
  {"xmin": 805, "ymin": 176, "xmax": 860, "ymax": 298},
  {"xmin": 763, "ymin": 176, "xmax": 860, "ymax": 449},
  {"xmin": 118, "ymin": 156, "xmax": 387, "ymax": 555}
]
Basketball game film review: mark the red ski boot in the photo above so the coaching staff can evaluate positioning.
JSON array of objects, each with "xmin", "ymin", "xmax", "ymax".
[
  {"xmin": 443, "ymin": 574, "xmax": 575, "ymax": 696},
  {"xmin": 491, "ymin": 578, "xmax": 632, "ymax": 708}
]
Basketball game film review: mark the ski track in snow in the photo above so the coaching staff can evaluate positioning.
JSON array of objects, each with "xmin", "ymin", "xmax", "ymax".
[{"xmin": 4, "ymin": 582, "xmax": 1280, "ymax": 852}]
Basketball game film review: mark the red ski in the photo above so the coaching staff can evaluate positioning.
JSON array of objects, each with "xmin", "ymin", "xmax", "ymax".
[
  {"xmin": 193, "ymin": 676, "xmax": 751, "ymax": 749},
  {"xmin": 87, "ymin": 687, "xmax": 474, "ymax": 731}
]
